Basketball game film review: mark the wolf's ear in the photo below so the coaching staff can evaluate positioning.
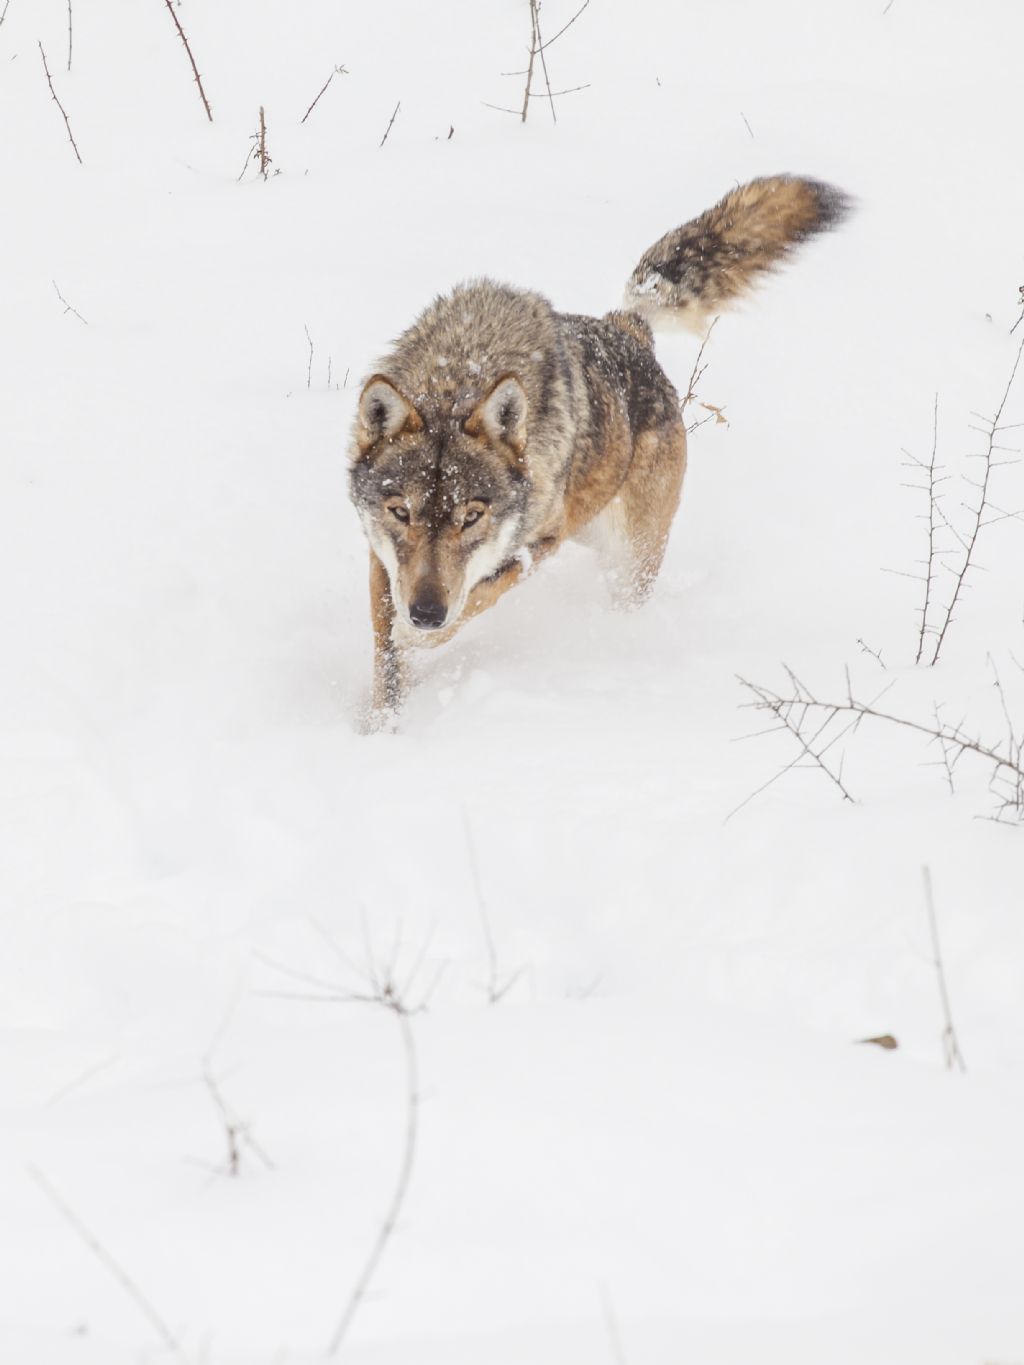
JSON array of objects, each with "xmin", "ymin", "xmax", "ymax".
[
  {"xmin": 356, "ymin": 376, "xmax": 423, "ymax": 456},
  {"xmin": 464, "ymin": 375, "xmax": 528, "ymax": 463}
]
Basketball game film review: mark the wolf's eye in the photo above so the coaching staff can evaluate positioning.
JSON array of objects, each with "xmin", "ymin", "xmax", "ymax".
[
  {"xmin": 462, "ymin": 504, "xmax": 486, "ymax": 529},
  {"xmin": 389, "ymin": 504, "xmax": 410, "ymax": 523}
]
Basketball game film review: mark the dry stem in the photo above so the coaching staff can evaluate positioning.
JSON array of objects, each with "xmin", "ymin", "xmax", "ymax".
[
  {"xmin": 922, "ymin": 866, "xmax": 967, "ymax": 1072},
  {"xmin": 39, "ymin": 41, "xmax": 82, "ymax": 164},
  {"xmin": 379, "ymin": 100, "xmax": 401, "ymax": 148},
  {"xmin": 52, "ymin": 279, "xmax": 87, "ymax": 324},
  {"xmin": 300, "ymin": 65, "xmax": 347, "ymax": 124},
  {"xmin": 160, "ymin": 0, "xmax": 212, "ymax": 122},
  {"xmin": 30, "ymin": 1167, "xmax": 181, "ymax": 1355}
]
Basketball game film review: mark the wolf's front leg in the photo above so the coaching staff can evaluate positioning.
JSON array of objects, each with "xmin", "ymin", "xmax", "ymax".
[
  {"xmin": 366, "ymin": 551, "xmax": 406, "ymax": 729},
  {"xmin": 460, "ymin": 535, "xmax": 561, "ymax": 623}
]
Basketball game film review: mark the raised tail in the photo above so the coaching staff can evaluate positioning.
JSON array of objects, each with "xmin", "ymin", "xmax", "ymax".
[{"xmin": 624, "ymin": 174, "xmax": 851, "ymax": 335}]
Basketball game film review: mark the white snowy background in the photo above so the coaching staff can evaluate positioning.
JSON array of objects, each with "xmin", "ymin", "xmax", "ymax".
[{"xmin": 2, "ymin": 1, "xmax": 1023, "ymax": 1361}]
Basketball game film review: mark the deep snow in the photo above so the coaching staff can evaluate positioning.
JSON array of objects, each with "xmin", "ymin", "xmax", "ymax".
[{"xmin": 2, "ymin": 1, "xmax": 1024, "ymax": 1361}]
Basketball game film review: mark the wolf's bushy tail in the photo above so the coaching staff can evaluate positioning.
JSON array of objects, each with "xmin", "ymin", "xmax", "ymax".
[{"xmin": 624, "ymin": 175, "xmax": 850, "ymax": 336}]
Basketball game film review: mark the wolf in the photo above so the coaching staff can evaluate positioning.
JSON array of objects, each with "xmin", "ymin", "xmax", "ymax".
[{"xmin": 349, "ymin": 174, "xmax": 848, "ymax": 723}]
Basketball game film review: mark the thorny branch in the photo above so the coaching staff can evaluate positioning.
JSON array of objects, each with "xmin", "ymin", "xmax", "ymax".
[
  {"xmin": 160, "ymin": 0, "xmax": 213, "ymax": 122},
  {"xmin": 735, "ymin": 666, "xmax": 1024, "ymax": 823},
  {"xmin": 39, "ymin": 41, "xmax": 82, "ymax": 164},
  {"xmin": 927, "ymin": 335, "xmax": 1024, "ymax": 665}
]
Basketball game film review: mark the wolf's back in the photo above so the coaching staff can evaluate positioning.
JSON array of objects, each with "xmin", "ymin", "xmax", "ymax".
[{"xmin": 624, "ymin": 175, "xmax": 850, "ymax": 335}]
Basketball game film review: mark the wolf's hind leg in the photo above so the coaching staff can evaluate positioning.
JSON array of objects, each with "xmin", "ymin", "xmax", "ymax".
[{"xmin": 610, "ymin": 422, "xmax": 688, "ymax": 605}]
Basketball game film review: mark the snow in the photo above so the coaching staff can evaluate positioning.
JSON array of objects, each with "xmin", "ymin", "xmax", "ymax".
[{"xmin": 2, "ymin": 1, "xmax": 1024, "ymax": 1362}]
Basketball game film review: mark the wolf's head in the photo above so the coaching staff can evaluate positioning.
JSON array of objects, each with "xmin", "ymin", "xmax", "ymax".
[{"xmin": 349, "ymin": 373, "xmax": 531, "ymax": 633}]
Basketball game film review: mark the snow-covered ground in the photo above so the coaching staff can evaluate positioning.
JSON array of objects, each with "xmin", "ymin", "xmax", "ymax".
[{"xmin": 2, "ymin": 2, "xmax": 1024, "ymax": 1361}]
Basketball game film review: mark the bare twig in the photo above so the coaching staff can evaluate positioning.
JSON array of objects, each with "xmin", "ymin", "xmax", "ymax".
[
  {"xmin": 927, "ymin": 336, "xmax": 1024, "ymax": 665},
  {"xmin": 680, "ymin": 316, "xmax": 719, "ymax": 432},
  {"xmin": 740, "ymin": 111, "xmax": 755, "ymax": 139},
  {"xmin": 735, "ymin": 667, "xmax": 1024, "ymax": 822},
  {"xmin": 300, "ymin": 64, "xmax": 347, "ymax": 124},
  {"xmin": 39, "ymin": 42, "xmax": 82, "ymax": 164},
  {"xmin": 463, "ymin": 811, "xmax": 525, "ymax": 1004},
  {"xmin": 203, "ymin": 1067, "xmax": 275, "ymax": 1177},
  {"xmin": 379, "ymin": 99, "xmax": 401, "ymax": 148},
  {"xmin": 513, "ymin": 0, "xmax": 591, "ymax": 124},
  {"xmin": 0, "ymin": 0, "xmax": 12, "ymax": 26},
  {"xmin": 160, "ymin": 0, "xmax": 213, "ymax": 122},
  {"xmin": 66, "ymin": 0, "xmax": 72, "ymax": 70},
  {"xmin": 52, "ymin": 279, "xmax": 87, "ymax": 324},
  {"xmin": 857, "ymin": 638, "xmax": 887, "ymax": 670},
  {"xmin": 922, "ymin": 867, "xmax": 967, "ymax": 1072},
  {"xmin": 909, "ymin": 394, "xmax": 941, "ymax": 664},
  {"xmin": 30, "ymin": 1167, "xmax": 181, "ymax": 1356},
  {"xmin": 304, "ymin": 324, "xmax": 314, "ymax": 389}
]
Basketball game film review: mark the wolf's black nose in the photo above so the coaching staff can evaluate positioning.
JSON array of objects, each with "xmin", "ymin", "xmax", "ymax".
[{"xmin": 409, "ymin": 599, "xmax": 447, "ymax": 630}]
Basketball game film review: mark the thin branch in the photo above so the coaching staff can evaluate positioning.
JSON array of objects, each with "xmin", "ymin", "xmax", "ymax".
[
  {"xmin": 379, "ymin": 99, "xmax": 401, "ymax": 148},
  {"xmin": 30, "ymin": 1167, "xmax": 181, "ymax": 1355},
  {"xmin": 52, "ymin": 279, "xmax": 87, "ymax": 324},
  {"xmin": 914, "ymin": 394, "xmax": 940, "ymax": 664},
  {"xmin": 327, "ymin": 989, "xmax": 419, "ymax": 1354},
  {"xmin": 160, "ymin": 0, "xmax": 213, "ymax": 122},
  {"xmin": 304, "ymin": 324, "xmax": 314, "ymax": 389},
  {"xmin": 38, "ymin": 42, "xmax": 82, "ymax": 164},
  {"xmin": 0, "ymin": 0, "xmax": 12, "ymax": 26},
  {"xmin": 922, "ymin": 867, "xmax": 967, "ymax": 1072},
  {"xmin": 66, "ymin": 0, "xmax": 72, "ymax": 71},
  {"xmin": 300, "ymin": 64, "xmax": 347, "ymax": 124},
  {"xmin": 928, "ymin": 335, "xmax": 1024, "ymax": 665}
]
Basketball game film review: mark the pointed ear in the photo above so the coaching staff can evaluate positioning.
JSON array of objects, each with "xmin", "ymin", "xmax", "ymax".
[
  {"xmin": 464, "ymin": 374, "xmax": 528, "ymax": 462},
  {"xmin": 355, "ymin": 376, "xmax": 423, "ymax": 456}
]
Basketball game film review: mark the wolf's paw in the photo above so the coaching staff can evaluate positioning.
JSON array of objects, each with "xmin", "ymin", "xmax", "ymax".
[{"xmin": 356, "ymin": 699, "xmax": 401, "ymax": 736}]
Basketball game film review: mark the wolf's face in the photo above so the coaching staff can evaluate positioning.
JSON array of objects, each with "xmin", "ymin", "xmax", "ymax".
[{"xmin": 350, "ymin": 374, "xmax": 530, "ymax": 633}]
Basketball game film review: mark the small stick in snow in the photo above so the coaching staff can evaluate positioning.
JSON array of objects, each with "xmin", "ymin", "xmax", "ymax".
[
  {"xmin": 160, "ymin": 0, "xmax": 213, "ymax": 122},
  {"xmin": 203, "ymin": 1066, "xmax": 276, "ymax": 1178},
  {"xmin": 378, "ymin": 99, "xmax": 401, "ymax": 148},
  {"xmin": 0, "ymin": 0, "xmax": 12, "ymax": 26},
  {"xmin": 740, "ymin": 111, "xmax": 755, "ymax": 139},
  {"xmin": 30, "ymin": 1167, "xmax": 182, "ymax": 1356},
  {"xmin": 66, "ymin": 0, "xmax": 73, "ymax": 71},
  {"xmin": 52, "ymin": 279, "xmax": 87, "ymax": 324},
  {"xmin": 1011, "ymin": 285, "xmax": 1024, "ymax": 335},
  {"xmin": 463, "ymin": 810, "xmax": 525, "ymax": 1004},
  {"xmin": 257, "ymin": 104, "xmax": 271, "ymax": 178},
  {"xmin": 304, "ymin": 324, "xmax": 314, "ymax": 389},
  {"xmin": 39, "ymin": 41, "xmax": 82, "ymax": 164},
  {"xmin": 922, "ymin": 866, "xmax": 966, "ymax": 1073},
  {"xmin": 300, "ymin": 64, "xmax": 347, "ymax": 124}
]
